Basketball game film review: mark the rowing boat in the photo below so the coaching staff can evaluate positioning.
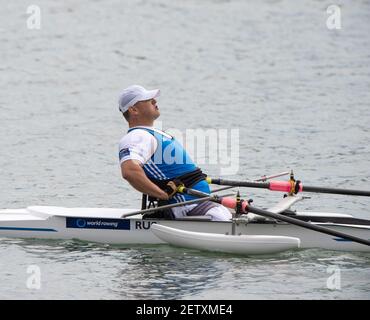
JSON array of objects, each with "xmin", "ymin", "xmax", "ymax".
[{"xmin": 1, "ymin": 196, "xmax": 370, "ymax": 252}]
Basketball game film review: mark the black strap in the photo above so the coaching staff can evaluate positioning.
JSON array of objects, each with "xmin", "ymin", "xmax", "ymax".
[{"xmin": 149, "ymin": 167, "xmax": 206, "ymax": 190}]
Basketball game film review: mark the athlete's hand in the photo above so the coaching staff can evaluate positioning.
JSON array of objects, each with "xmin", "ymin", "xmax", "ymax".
[
  {"xmin": 164, "ymin": 179, "xmax": 182, "ymax": 198},
  {"xmin": 158, "ymin": 191, "xmax": 170, "ymax": 201}
]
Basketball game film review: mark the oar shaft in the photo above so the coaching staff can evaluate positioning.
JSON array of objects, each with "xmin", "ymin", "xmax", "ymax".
[
  {"xmin": 302, "ymin": 185, "xmax": 370, "ymax": 197},
  {"xmin": 180, "ymin": 187, "xmax": 210, "ymax": 198},
  {"xmin": 247, "ymin": 206, "xmax": 370, "ymax": 247}
]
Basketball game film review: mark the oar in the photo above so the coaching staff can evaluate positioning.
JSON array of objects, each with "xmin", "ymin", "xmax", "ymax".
[
  {"xmin": 208, "ymin": 178, "xmax": 370, "ymax": 197},
  {"xmin": 176, "ymin": 188, "xmax": 370, "ymax": 246},
  {"xmin": 120, "ymin": 193, "xmax": 233, "ymax": 218},
  {"xmin": 218, "ymin": 198, "xmax": 370, "ymax": 247},
  {"xmin": 122, "ymin": 188, "xmax": 370, "ymax": 246}
]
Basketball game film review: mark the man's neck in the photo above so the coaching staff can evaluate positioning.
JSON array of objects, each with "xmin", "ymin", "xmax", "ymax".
[{"xmin": 129, "ymin": 120, "xmax": 154, "ymax": 128}]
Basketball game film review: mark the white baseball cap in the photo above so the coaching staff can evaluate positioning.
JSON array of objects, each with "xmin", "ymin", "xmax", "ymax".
[{"xmin": 118, "ymin": 85, "xmax": 160, "ymax": 113}]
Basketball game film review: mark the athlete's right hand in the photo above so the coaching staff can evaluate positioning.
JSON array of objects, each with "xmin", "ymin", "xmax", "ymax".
[{"xmin": 158, "ymin": 190, "xmax": 170, "ymax": 201}]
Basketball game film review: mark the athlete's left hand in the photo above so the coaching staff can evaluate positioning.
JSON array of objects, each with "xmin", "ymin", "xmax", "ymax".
[{"xmin": 164, "ymin": 179, "xmax": 182, "ymax": 198}]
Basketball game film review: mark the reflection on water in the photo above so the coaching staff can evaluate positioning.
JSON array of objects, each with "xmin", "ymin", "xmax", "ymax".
[
  {"xmin": 1, "ymin": 237, "xmax": 369, "ymax": 299},
  {"xmin": 113, "ymin": 246, "xmax": 225, "ymax": 299}
]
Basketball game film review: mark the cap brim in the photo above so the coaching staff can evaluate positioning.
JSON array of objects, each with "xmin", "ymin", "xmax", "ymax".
[{"xmin": 139, "ymin": 89, "xmax": 160, "ymax": 102}]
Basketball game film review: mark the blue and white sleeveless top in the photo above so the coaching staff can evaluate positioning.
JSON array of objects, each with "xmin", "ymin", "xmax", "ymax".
[{"xmin": 128, "ymin": 127, "xmax": 210, "ymax": 204}]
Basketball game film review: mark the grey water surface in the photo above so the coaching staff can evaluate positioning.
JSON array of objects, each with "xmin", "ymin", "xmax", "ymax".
[{"xmin": 0, "ymin": 0, "xmax": 369, "ymax": 299}]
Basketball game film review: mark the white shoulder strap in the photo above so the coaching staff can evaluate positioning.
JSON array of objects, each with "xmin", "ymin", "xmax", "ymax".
[{"xmin": 133, "ymin": 126, "xmax": 173, "ymax": 140}]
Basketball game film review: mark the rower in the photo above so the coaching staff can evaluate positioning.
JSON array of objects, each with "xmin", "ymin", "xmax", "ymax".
[{"xmin": 117, "ymin": 85, "xmax": 232, "ymax": 221}]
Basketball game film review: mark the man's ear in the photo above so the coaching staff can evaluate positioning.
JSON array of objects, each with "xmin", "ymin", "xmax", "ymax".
[{"xmin": 129, "ymin": 105, "xmax": 139, "ymax": 116}]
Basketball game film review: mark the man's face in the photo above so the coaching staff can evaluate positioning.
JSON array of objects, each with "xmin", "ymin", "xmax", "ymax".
[{"xmin": 133, "ymin": 98, "xmax": 160, "ymax": 120}]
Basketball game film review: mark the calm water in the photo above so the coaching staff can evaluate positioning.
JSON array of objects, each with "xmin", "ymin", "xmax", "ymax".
[{"xmin": 0, "ymin": 0, "xmax": 370, "ymax": 299}]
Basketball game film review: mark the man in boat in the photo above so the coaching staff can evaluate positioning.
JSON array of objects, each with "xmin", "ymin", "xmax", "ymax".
[{"xmin": 118, "ymin": 85, "xmax": 232, "ymax": 221}]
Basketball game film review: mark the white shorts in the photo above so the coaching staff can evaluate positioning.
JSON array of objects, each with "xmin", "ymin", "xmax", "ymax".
[
  {"xmin": 171, "ymin": 203, "xmax": 232, "ymax": 221},
  {"xmin": 204, "ymin": 205, "xmax": 232, "ymax": 221}
]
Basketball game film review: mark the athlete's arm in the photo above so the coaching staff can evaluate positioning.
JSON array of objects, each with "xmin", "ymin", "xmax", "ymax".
[{"xmin": 121, "ymin": 160, "xmax": 169, "ymax": 200}]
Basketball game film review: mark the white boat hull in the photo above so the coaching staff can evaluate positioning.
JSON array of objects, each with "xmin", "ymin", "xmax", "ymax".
[
  {"xmin": 0, "ymin": 206, "xmax": 370, "ymax": 252},
  {"xmin": 151, "ymin": 224, "xmax": 300, "ymax": 255}
]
